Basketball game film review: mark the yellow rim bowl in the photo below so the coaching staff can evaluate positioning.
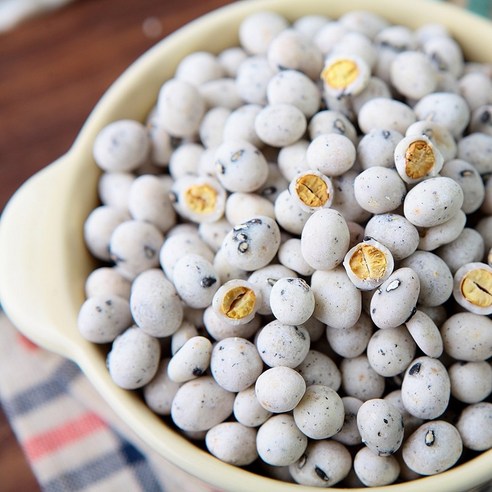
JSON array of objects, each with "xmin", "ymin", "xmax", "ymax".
[{"xmin": 1, "ymin": 0, "xmax": 492, "ymax": 490}]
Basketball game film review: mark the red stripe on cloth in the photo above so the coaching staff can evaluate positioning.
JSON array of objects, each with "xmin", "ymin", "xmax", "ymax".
[
  {"xmin": 16, "ymin": 333, "xmax": 39, "ymax": 351},
  {"xmin": 24, "ymin": 411, "xmax": 107, "ymax": 461}
]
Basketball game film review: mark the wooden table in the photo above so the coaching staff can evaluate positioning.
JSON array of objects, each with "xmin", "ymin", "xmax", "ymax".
[{"xmin": 0, "ymin": 0, "xmax": 231, "ymax": 489}]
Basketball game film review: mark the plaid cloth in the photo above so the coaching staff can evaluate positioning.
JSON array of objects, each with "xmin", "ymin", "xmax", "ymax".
[
  {"xmin": 1, "ymin": 1, "xmax": 492, "ymax": 491},
  {"xmin": 0, "ymin": 311, "xmax": 217, "ymax": 492}
]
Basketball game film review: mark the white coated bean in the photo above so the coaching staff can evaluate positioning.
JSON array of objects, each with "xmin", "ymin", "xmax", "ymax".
[
  {"xmin": 341, "ymin": 355, "xmax": 385, "ymax": 401},
  {"xmin": 205, "ymin": 422, "xmax": 258, "ymax": 466},
  {"xmin": 167, "ymin": 336, "xmax": 212, "ymax": 383},
  {"xmin": 449, "ymin": 361, "xmax": 492, "ymax": 404},
  {"xmin": 354, "ymin": 446, "xmax": 400, "ymax": 486},
  {"xmin": 456, "ymin": 403, "xmax": 492, "ymax": 451},
  {"xmin": 85, "ymin": 266, "xmax": 131, "ymax": 300},
  {"xmin": 293, "ymin": 385, "xmax": 344, "ymax": 439},
  {"xmin": 255, "ymin": 366, "xmax": 306, "ymax": 413},
  {"xmin": 143, "ymin": 358, "xmax": 181, "ymax": 415},
  {"xmin": 405, "ymin": 310, "xmax": 443, "ymax": 358},
  {"xmin": 401, "ymin": 356, "xmax": 450, "ymax": 419},
  {"xmin": 210, "ymin": 337, "xmax": 263, "ymax": 392},
  {"xmin": 332, "ymin": 396, "xmax": 363, "ymax": 446},
  {"xmin": 233, "ymin": 385, "xmax": 272, "ymax": 427},
  {"xmin": 357, "ymin": 398, "xmax": 404, "ymax": 456},
  {"xmin": 311, "ymin": 268, "xmax": 361, "ymax": 329},
  {"xmin": 256, "ymin": 413, "xmax": 307, "ymax": 466},
  {"xmin": 289, "ymin": 440, "xmax": 352, "ymax": 487},
  {"xmin": 402, "ymin": 421, "xmax": 463, "ymax": 475},
  {"xmin": 256, "ymin": 320, "xmax": 310, "ymax": 369},
  {"xmin": 269, "ymin": 277, "xmax": 315, "ymax": 325},
  {"xmin": 107, "ymin": 326, "xmax": 160, "ymax": 390}
]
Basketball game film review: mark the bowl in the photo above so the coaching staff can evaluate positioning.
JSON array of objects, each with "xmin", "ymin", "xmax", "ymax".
[{"xmin": 0, "ymin": 0, "xmax": 491, "ymax": 490}]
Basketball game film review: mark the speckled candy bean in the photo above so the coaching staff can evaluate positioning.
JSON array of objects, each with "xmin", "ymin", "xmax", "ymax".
[
  {"xmin": 222, "ymin": 216, "xmax": 280, "ymax": 271},
  {"xmin": 267, "ymin": 29, "xmax": 323, "ymax": 80},
  {"xmin": 157, "ymin": 79, "xmax": 205, "ymax": 138},
  {"xmin": 394, "ymin": 134, "xmax": 444, "ymax": 185},
  {"xmin": 274, "ymin": 190, "xmax": 311, "ymax": 235},
  {"xmin": 326, "ymin": 311, "xmax": 373, "ymax": 359},
  {"xmin": 293, "ymin": 385, "xmax": 344, "ymax": 439},
  {"xmin": 367, "ymin": 325, "xmax": 416, "ymax": 377},
  {"xmin": 269, "ymin": 277, "xmax": 315, "ymax": 325},
  {"xmin": 143, "ymin": 358, "xmax": 181, "ymax": 415},
  {"xmin": 171, "ymin": 376, "xmax": 234, "ymax": 432},
  {"xmin": 256, "ymin": 320, "xmax": 310, "ymax": 369},
  {"xmin": 413, "ymin": 92, "xmax": 470, "ymax": 138},
  {"xmin": 405, "ymin": 120, "xmax": 457, "ymax": 162},
  {"xmin": 256, "ymin": 413, "xmax": 307, "ymax": 466},
  {"xmin": 278, "ymin": 238, "xmax": 315, "ymax": 277},
  {"xmin": 401, "ymin": 356, "xmax": 450, "ymax": 419},
  {"xmin": 225, "ymin": 192, "xmax": 275, "ymax": 225},
  {"xmin": 130, "ymin": 269, "xmax": 183, "ymax": 337},
  {"xmin": 331, "ymin": 171, "xmax": 372, "ymax": 224},
  {"xmin": 97, "ymin": 171, "xmax": 134, "ymax": 209},
  {"xmin": 405, "ymin": 310, "xmax": 443, "ymax": 358},
  {"xmin": 159, "ymin": 231, "xmax": 214, "ymax": 280},
  {"xmin": 168, "ymin": 142, "xmax": 203, "ymax": 179},
  {"xmin": 384, "ymin": 389, "xmax": 423, "ymax": 438},
  {"xmin": 456, "ymin": 402, "xmax": 492, "ymax": 451},
  {"xmin": 258, "ymin": 162, "xmax": 289, "ymax": 203},
  {"xmin": 205, "ymin": 422, "xmax": 258, "ymax": 466},
  {"xmin": 331, "ymin": 396, "xmax": 363, "ymax": 446},
  {"xmin": 343, "ymin": 238, "xmax": 394, "ymax": 290},
  {"xmin": 469, "ymin": 104, "xmax": 492, "ymax": 136},
  {"xmin": 172, "ymin": 254, "xmax": 220, "ymax": 309},
  {"xmin": 238, "ymin": 11, "xmax": 288, "ymax": 55},
  {"xmin": 441, "ymin": 159, "xmax": 485, "ymax": 214},
  {"xmin": 358, "ymin": 98, "xmax": 416, "ymax": 134},
  {"xmin": 198, "ymin": 218, "xmax": 233, "ymax": 253},
  {"xmin": 308, "ymin": 109, "xmax": 358, "ymax": 144},
  {"xmin": 357, "ymin": 399, "xmax": 404, "ymax": 456},
  {"xmin": 341, "ymin": 355, "xmax": 385, "ymax": 401},
  {"xmin": 199, "ymin": 78, "xmax": 243, "ymax": 110},
  {"xmin": 255, "ymin": 104, "xmax": 307, "ymax": 147},
  {"xmin": 357, "ymin": 128, "xmax": 403, "ymax": 170},
  {"xmin": 167, "ymin": 336, "xmax": 212, "ymax": 383},
  {"xmin": 210, "ymin": 337, "xmax": 263, "ymax": 392},
  {"xmin": 306, "ymin": 133, "xmax": 356, "ymax": 176},
  {"xmin": 175, "ymin": 51, "xmax": 224, "ymax": 85},
  {"xmin": 198, "ymin": 107, "xmax": 230, "ymax": 149},
  {"xmin": 417, "ymin": 209, "xmax": 466, "ymax": 252},
  {"xmin": 267, "ymin": 70, "xmax": 321, "ymax": 118},
  {"xmin": 203, "ymin": 305, "xmax": 260, "ymax": 341},
  {"xmin": 354, "ymin": 166, "xmax": 406, "ymax": 214},
  {"xmin": 107, "ymin": 326, "xmax": 160, "ymax": 390},
  {"xmin": 222, "ymin": 104, "xmax": 263, "ymax": 148},
  {"xmin": 402, "ymin": 421, "xmax": 463, "ymax": 475},
  {"xmin": 236, "ymin": 55, "xmax": 275, "ymax": 105},
  {"xmin": 171, "ymin": 320, "xmax": 198, "ymax": 355},
  {"xmin": 110, "ymin": 220, "xmax": 163, "ymax": 280},
  {"xmin": 93, "ymin": 119, "xmax": 150, "ymax": 172},
  {"xmin": 212, "ymin": 247, "xmax": 249, "ymax": 285},
  {"xmin": 85, "ymin": 266, "xmax": 131, "ymax": 300},
  {"xmin": 78, "ymin": 295, "xmax": 132, "ymax": 343},
  {"xmin": 370, "ymin": 267, "xmax": 420, "ymax": 329},
  {"xmin": 255, "ymin": 366, "xmax": 306, "ymax": 413},
  {"xmin": 453, "ymin": 262, "xmax": 492, "ymax": 315},
  {"xmin": 311, "ymin": 268, "xmax": 361, "ymax": 329},
  {"xmin": 84, "ymin": 206, "xmax": 130, "ymax": 261},
  {"xmin": 364, "ymin": 213, "xmax": 419, "ymax": 260},
  {"xmin": 277, "ymin": 139, "xmax": 309, "ymax": 181},
  {"xmin": 289, "ymin": 440, "xmax": 352, "ymax": 487},
  {"xmin": 449, "ymin": 361, "xmax": 492, "ymax": 404},
  {"xmin": 128, "ymin": 175, "xmax": 176, "ymax": 232},
  {"xmin": 247, "ymin": 263, "xmax": 297, "ymax": 316},
  {"xmin": 212, "ymin": 279, "xmax": 261, "ymax": 326},
  {"xmin": 354, "ymin": 447, "xmax": 400, "ymax": 486},
  {"xmin": 233, "ymin": 385, "xmax": 272, "ymax": 427},
  {"xmin": 441, "ymin": 312, "xmax": 492, "ymax": 362},
  {"xmin": 400, "ymin": 251, "xmax": 453, "ymax": 307},
  {"xmin": 214, "ymin": 139, "xmax": 269, "ymax": 193},
  {"xmin": 301, "ymin": 209, "xmax": 350, "ymax": 271}
]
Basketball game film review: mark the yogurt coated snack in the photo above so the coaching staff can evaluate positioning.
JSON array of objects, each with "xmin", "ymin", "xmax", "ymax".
[{"xmin": 79, "ymin": 8, "xmax": 492, "ymax": 487}]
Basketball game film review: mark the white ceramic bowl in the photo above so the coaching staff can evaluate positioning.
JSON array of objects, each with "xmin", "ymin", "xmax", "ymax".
[{"xmin": 1, "ymin": 0, "xmax": 491, "ymax": 490}]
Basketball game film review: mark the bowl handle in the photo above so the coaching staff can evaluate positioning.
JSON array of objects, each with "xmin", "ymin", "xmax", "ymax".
[{"xmin": 0, "ymin": 151, "xmax": 98, "ymax": 360}]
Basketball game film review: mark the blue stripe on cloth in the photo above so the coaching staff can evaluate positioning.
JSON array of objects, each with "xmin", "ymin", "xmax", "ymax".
[
  {"xmin": 2, "ymin": 359, "xmax": 80, "ymax": 417},
  {"xmin": 43, "ymin": 435, "xmax": 163, "ymax": 492},
  {"xmin": 468, "ymin": 0, "xmax": 492, "ymax": 16}
]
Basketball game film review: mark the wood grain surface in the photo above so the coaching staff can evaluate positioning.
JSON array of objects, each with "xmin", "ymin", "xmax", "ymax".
[{"xmin": 0, "ymin": 0, "xmax": 231, "ymax": 489}]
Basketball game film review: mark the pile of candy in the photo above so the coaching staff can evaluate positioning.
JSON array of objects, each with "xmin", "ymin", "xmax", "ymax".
[{"xmin": 79, "ymin": 9, "xmax": 492, "ymax": 488}]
